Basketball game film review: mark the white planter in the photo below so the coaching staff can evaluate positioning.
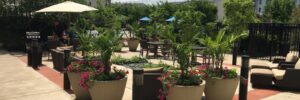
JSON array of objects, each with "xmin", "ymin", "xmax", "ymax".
[
  {"xmin": 204, "ymin": 76, "xmax": 239, "ymax": 100},
  {"xmin": 167, "ymin": 81, "xmax": 206, "ymax": 100},
  {"xmin": 88, "ymin": 77, "xmax": 128, "ymax": 100}
]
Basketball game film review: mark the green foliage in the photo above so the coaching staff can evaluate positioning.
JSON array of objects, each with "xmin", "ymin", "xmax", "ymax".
[
  {"xmin": 223, "ymin": 0, "xmax": 257, "ymax": 36},
  {"xmin": 94, "ymin": 29, "xmax": 121, "ymax": 74},
  {"xmin": 202, "ymin": 66, "xmax": 238, "ymax": 79},
  {"xmin": 290, "ymin": 6, "xmax": 300, "ymax": 23},
  {"xmin": 263, "ymin": 0, "xmax": 295, "ymax": 23},
  {"xmin": 127, "ymin": 22, "xmax": 143, "ymax": 39},
  {"xmin": 111, "ymin": 55, "xmax": 148, "ymax": 65},
  {"xmin": 160, "ymin": 10, "xmax": 203, "ymax": 86},
  {"xmin": 200, "ymin": 29, "xmax": 246, "ymax": 68},
  {"xmin": 189, "ymin": 0, "xmax": 217, "ymax": 24},
  {"xmin": 112, "ymin": 3, "xmax": 151, "ymax": 25},
  {"xmin": 142, "ymin": 61, "xmax": 173, "ymax": 68}
]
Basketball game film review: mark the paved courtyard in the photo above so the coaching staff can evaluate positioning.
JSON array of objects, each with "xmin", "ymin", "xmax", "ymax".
[{"xmin": 1, "ymin": 46, "xmax": 300, "ymax": 100}]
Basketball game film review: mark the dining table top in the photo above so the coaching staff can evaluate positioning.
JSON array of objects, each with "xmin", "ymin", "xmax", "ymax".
[{"xmin": 147, "ymin": 41, "xmax": 169, "ymax": 45}]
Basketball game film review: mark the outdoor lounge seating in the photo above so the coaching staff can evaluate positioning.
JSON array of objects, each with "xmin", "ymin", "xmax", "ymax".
[
  {"xmin": 250, "ymin": 68, "xmax": 274, "ymax": 87},
  {"xmin": 51, "ymin": 49, "xmax": 64, "ymax": 71},
  {"xmin": 251, "ymin": 58, "xmax": 300, "ymax": 90},
  {"xmin": 47, "ymin": 39, "xmax": 60, "ymax": 59},
  {"xmin": 273, "ymin": 60, "xmax": 300, "ymax": 90},
  {"xmin": 251, "ymin": 53, "xmax": 299, "ymax": 69}
]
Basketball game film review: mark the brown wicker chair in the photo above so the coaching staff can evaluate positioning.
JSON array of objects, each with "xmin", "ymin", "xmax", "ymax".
[
  {"xmin": 140, "ymin": 39, "xmax": 149, "ymax": 56},
  {"xmin": 51, "ymin": 49, "xmax": 64, "ymax": 71},
  {"xmin": 47, "ymin": 40, "xmax": 60, "ymax": 59},
  {"xmin": 273, "ymin": 60, "xmax": 300, "ymax": 90}
]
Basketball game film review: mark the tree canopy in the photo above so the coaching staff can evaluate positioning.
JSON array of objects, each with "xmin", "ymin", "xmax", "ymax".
[{"xmin": 263, "ymin": 0, "xmax": 295, "ymax": 23}]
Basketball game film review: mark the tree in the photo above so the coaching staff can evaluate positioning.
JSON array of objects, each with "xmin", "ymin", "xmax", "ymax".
[
  {"xmin": 263, "ymin": 0, "xmax": 295, "ymax": 23},
  {"xmin": 223, "ymin": 0, "xmax": 257, "ymax": 35},
  {"xmin": 290, "ymin": 6, "xmax": 300, "ymax": 23},
  {"xmin": 223, "ymin": 0, "xmax": 258, "ymax": 65},
  {"xmin": 189, "ymin": 0, "xmax": 217, "ymax": 24}
]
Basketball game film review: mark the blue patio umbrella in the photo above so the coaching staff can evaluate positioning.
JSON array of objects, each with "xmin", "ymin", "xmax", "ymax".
[
  {"xmin": 140, "ymin": 16, "xmax": 150, "ymax": 21},
  {"xmin": 166, "ymin": 16, "xmax": 175, "ymax": 22}
]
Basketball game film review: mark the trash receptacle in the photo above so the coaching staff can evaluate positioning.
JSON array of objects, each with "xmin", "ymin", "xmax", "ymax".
[{"xmin": 26, "ymin": 32, "xmax": 42, "ymax": 68}]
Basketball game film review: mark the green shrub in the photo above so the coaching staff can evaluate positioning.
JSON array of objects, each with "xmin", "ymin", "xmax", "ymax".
[{"xmin": 111, "ymin": 55, "xmax": 148, "ymax": 65}]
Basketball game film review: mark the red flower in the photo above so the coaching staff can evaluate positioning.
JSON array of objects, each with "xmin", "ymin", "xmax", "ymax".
[
  {"xmin": 157, "ymin": 77, "xmax": 163, "ymax": 82},
  {"xmin": 166, "ymin": 83, "xmax": 171, "ymax": 88}
]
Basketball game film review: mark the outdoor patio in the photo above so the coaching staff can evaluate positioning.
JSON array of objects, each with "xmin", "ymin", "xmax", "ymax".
[
  {"xmin": 1, "ymin": 0, "xmax": 300, "ymax": 100},
  {"xmin": 0, "ymin": 46, "xmax": 299, "ymax": 100}
]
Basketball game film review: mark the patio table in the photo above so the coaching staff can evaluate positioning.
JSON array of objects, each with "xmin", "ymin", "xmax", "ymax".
[
  {"xmin": 147, "ymin": 41, "xmax": 169, "ymax": 58},
  {"xmin": 191, "ymin": 46, "xmax": 206, "ymax": 64}
]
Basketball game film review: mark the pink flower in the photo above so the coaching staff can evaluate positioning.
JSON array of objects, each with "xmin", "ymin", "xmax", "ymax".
[
  {"xmin": 79, "ymin": 72, "xmax": 90, "ymax": 91},
  {"xmin": 159, "ymin": 95, "xmax": 164, "ymax": 100},
  {"xmin": 157, "ymin": 77, "xmax": 163, "ymax": 82},
  {"xmin": 89, "ymin": 60, "xmax": 98, "ymax": 67},
  {"xmin": 96, "ymin": 67, "xmax": 104, "ymax": 73},
  {"xmin": 78, "ymin": 60, "xmax": 84, "ymax": 64},
  {"xmin": 115, "ymin": 75, "xmax": 122, "ymax": 80}
]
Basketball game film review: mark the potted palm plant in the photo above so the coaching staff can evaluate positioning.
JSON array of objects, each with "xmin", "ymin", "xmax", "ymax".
[
  {"xmin": 78, "ymin": 29, "xmax": 129, "ymax": 100},
  {"xmin": 65, "ymin": 20, "xmax": 98, "ymax": 100},
  {"xmin": 127, "ymin": 22, "xmax": 142, "ymax": 51},
  {"xmin": 158, "ymin": 10, "xmax": 206, "ymax": 100},
  {"xmin": 199, "ymin": 29, "xmax": 246, "ymax": 100}
]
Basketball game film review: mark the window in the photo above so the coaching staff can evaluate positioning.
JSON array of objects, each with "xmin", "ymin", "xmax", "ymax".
[
  {"xmin": 259, "ymin": 0, "xmax": 262, "ymax": 5},
  {"xmin": 259, "ymin": 8, "xmax": 261, "ymax": 13}
]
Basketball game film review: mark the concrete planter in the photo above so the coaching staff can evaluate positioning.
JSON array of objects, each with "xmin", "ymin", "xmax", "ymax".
[
  {"xmin": 167, "ymin": 81, "xmax": 206, "ymax": 100},
  {"xmin": 67, "ymin": 72, "xmax": 91, "ymax": 100},
  {"xmin": 127, "ymin": 38, "xmax": 139, "ymax": 51},
  {"xmin": 204, "ymin": 76, "xmax": 239, "ymax": 100},
  {"xmin": 143, "ymin": 67, "xmax": 163, "ymax": 73},
  {"xmin": 88, "ymin": 77, "xmax": 127, "ymax": 100}
]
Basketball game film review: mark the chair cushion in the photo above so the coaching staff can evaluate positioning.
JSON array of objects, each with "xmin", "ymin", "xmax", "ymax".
[
  {"xmin": 285, "ymin": 53, "xmax": 298, "ymax": 62},
  {"xmin": 251, "ymin": 68, "xmax": 273, "ymax": 75},
  {"xmin": 295, "ymin": 60, "xmax": 300, "ymax": 69},
  {"xmin": 266, "ymin": 62, "xmax": 278, "ymax": 69},
  {"xmin": 272, "ymin": 69, "xmax": 286, "ymax": 80}
]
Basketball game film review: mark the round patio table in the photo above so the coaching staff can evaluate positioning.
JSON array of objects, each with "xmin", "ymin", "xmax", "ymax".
[
  {"xmin": 191, "ymin": 46, "xmax": 206, "ymax": 64},
  {"xmin": 147, "ymin": 41, "xmax": 169, "ymax": 58}
]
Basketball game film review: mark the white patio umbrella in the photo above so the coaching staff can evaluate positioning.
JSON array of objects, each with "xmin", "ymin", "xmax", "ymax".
[{"xmin": 35, "ymin": 1, "xmax": 98, "ymax": 13}]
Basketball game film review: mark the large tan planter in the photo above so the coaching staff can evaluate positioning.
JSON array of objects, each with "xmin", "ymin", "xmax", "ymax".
[
  {"xmin": 204, "ymin": 76, "xmax": 239, "ymax": 100},
  {"xmin": 167, "ymin": 81, "xmax": 206, "ymax": 100},
  {"xmin": 88, "ymin": 77, "xmax": 127, "ymax": 100},
  {"xmin": 67, "ymin": 72, "xmax": 91, "ymax": 100},
  {"xmin": 127, "ymin": 38, "xmax": 139, "ymax": 51},
  {"xmin": 143, "ymin": 67, "xmax": 163, "ymax": 73}
]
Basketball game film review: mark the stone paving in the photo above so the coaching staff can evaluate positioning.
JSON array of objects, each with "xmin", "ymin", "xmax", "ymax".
[
  {"xmin": 0, "ymin": 51, "xmax": 73, "ymax": 100},
  {"xmin": 1, "ymin": 46, "xmax": 300, "ymax": 100}
]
